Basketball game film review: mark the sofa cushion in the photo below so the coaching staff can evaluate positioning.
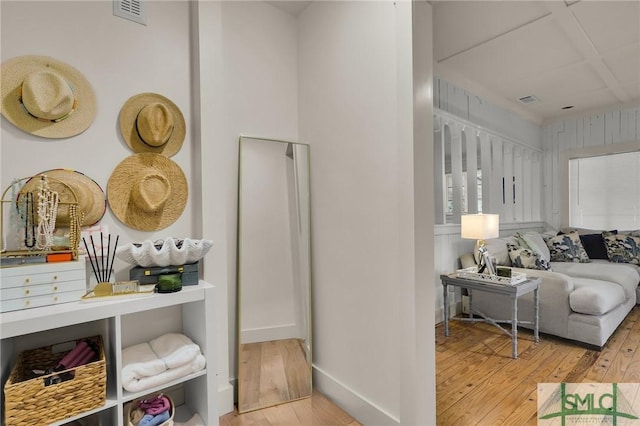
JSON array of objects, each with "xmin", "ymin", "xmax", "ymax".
[
  {"xmin": 507, "ymin": 243, "xmax": 552, "ymax": 270},
  {"xmin": 551, "ymin": 261, "xmax": 640, "ymax": 301},
  {"xmin": 473, "ymin": 236, "xmax": 518, "ymax": 266},
  {"xmin": 546, "ymin": 231, "xmax": 591, "ymax": 263},
  {"xmin": 604, "ymin": 234, "xmax": 640, "ymax": 265},
  {"xmin": 570, "ymin": 278, "xmax": 625, "ymax": 315},
  {"xmin": 518, "ymin": 232, "xmax": 551, "ymax": 262},
  {"xmin": 579, "ymin": 233, "xmax": 610, "ymax": 260}
]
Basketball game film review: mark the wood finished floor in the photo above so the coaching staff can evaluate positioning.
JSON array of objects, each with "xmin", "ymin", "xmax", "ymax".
[
  {"xmin": 221, "ymin": 306, "xmax": 640, "ymax": 425},
  {"xmin": 220, "ymin": 389, "xmax": 362, "ymax": 426},
  {"xmin": 238, "ymin": 338, "xmax": 312, "ymax": 413},
  {"xmin": 436, "ymin": 305, "xmax": 640, "ymax": 425}
]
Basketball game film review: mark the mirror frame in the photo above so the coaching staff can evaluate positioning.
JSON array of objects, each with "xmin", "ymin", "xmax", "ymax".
[{"xmin": 236, "ymin": 135, "xmax": 312, "ymax": 413}]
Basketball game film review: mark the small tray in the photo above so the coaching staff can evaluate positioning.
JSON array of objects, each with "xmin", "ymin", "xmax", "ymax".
[
  {"xmin": 455, "ymin": 266, "xmax": 527, "ymax": 285},
  {"xmin": 80, "ymin": 284, "xmax": 157, "ymax": 303}
]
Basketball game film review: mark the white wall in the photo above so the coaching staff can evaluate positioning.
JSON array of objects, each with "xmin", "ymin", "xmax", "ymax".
[
  {"xmin": 195, "ymin": 0, "xmax": 300, "ymax": 412},
  {"xmin": 543, "ymin": 105, "xmax": 640, "ymax": 229},
  {"xmin": 1, "ymin": 1, "xmax": 193, "ymax": 254},
  {"xmin": 298, "ymin": 1, "xmax": 435, "ymax": 424}
]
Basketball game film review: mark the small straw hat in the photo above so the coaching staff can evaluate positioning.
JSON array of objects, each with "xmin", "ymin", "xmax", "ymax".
[
  {"xmin": 107, "ymin": 153, "xmax": 188, "ymax": 231},
  {"xmin": 21, "ymin": 169, "xmax": 106, "ymax": 227},
  {"xmin": 118, "ymin": 93, "xmax": 185, "ymax": 157},
  {"xmin": 0, "ymin": 55, "xmax": 97, "ymax": 138}
]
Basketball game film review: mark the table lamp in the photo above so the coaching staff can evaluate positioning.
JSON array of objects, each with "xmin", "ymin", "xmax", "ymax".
[{"xmin": 461, "ymin": 213, "xmax": 499, "ymax": 275}]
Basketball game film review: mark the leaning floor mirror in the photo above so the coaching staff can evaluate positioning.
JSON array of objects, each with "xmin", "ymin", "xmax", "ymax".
[{"xmin": 237, "ymin": 136, "xmax": 312, "ymax": 413}]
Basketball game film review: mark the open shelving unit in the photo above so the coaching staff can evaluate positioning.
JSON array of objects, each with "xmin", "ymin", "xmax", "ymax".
[{"xmin": 0, "ymin": 281, "xmax": 218, "ymax": 425}]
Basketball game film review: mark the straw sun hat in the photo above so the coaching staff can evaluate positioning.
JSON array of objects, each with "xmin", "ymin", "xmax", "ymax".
[
  {"xmin": 119, "ymin": 93, "xmax": 185, "ymax": 157},
  {"xmin": 107, "ymin": 153, "xmax": 188, "ymax": 231},
  {"xmin": 0, "ymin": 55, "xmax": 97, "ymax": 138},
  {"xmin": 21, "ymin": 169, "xmax": 106, "ymax": 227}
]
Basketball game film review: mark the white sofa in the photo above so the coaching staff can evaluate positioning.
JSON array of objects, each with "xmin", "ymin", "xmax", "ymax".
[{"xmin": 459, "ymin": 230, "xmax": 640, "ymax": 349}]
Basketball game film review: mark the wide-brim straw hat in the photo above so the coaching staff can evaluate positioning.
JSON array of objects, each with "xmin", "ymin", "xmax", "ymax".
[
  {"xmin": 21, "ymin": 169, "xmax": 106, "ymax": 227},
  {"xmin": 107, "ymin": 153, "xmax": 188, "ymax": 231},
  {"xmin": 0, "ymin": 55, "xmax": 97, "ymax": 138},
  {"xmin": 119, "ymin": 93, "xmax": 185, "ymax": 157}
]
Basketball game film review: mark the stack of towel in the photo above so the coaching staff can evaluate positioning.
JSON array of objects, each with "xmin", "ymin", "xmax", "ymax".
[{"xmin": 122, "ymin": 333, "xmax": 206, "ymax": 393}]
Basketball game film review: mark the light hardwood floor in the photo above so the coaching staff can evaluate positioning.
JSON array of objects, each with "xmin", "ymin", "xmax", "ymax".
[
  {"xmin": 225, "ymin": 337, "xmax": 361, "ymax": 425},
  {"xmin": 222, "ymin": 306, "xmax": 640, "ymax": 426},
  {"xmin": 238, "ymin": 338, "xmax": 312, "ymax": 413},
  {"xmin": 220, "ymin": 390, "xmax": 362, "ymax": 426},
  {"xmin": 436, "ymin": 305, "xmax": 640, "ymax": 425}
]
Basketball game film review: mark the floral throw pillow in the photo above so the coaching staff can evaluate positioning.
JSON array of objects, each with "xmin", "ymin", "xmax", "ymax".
[
  {"xmin": 507, "ymin": 243, "xmax": 552, "ymax": 271},
  {"xmin": 546, "ymin": 231, "xmax": 590, "ymax": 263},
  {"xmin": 604, "ymin": 234, "xmax": 640, "ymax": 265}
]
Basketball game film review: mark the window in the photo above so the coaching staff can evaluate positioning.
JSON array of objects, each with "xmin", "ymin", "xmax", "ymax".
[{"xmin": 569, "ymin": 151, "xmax": 640, "ymax": 230}]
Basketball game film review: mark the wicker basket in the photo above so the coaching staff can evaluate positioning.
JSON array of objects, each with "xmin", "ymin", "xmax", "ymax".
[
  {"xmin": 124, "ymin": 393, "xmax": 174, "ymax": 426},
  {"xmin": 3, "ymin": 335, "xmax": 107, "ymax": 426}
]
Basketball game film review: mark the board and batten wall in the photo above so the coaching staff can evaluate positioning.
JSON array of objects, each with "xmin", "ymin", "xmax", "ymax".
[
  {"xmin": 432, "ymin": 77, "xmax": 545, "ymax": 322},
  {"xmin": 543, "ymin": 105, "xmax": 640, "ymax": 229}
]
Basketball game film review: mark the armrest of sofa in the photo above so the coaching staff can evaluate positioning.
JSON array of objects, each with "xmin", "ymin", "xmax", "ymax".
[
  {"xmin": 514, "ymin": 268, "xmax": 575, "ymax": 295},
  {"xmin": 512, "ymin": 268, "xmax": 575, "ymax": 337}
]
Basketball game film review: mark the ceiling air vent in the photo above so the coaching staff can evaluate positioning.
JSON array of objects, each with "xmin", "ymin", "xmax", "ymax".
[
  {"xmin": 518, "ymin": 95, "xmax": 540, "ymax": 105},
  {"xmin": 114, "ymin": 0, "xmax": 147, "ymax": 26}
]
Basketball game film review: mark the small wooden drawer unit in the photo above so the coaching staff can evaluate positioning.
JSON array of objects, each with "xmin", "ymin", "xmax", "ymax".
[{"xmin": 0, "ymin": 259, "xmax": 86, "ymax": 313}]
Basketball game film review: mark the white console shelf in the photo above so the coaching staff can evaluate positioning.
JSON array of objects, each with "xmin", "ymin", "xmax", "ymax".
[{"xmin": 0, "ymin": 281, "xmax": 219, "ymax": 426}]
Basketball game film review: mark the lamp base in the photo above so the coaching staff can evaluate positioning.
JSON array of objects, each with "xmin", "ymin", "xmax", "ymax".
[{"xmin": 477, "ymin": 244, "xmax": 496, "ymax": 275}]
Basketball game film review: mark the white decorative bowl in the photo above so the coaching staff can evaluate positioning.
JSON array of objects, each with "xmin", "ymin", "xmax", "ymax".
[{"xmin": 116, "ymin": 238, "xmax": 213, "ymax": 267}]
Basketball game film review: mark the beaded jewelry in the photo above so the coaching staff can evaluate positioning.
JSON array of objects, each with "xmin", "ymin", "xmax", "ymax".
[
  {"xmin": 24, "ymin": 192, "xmax": 36, "ymax": 248},
  {"xmin": 9, "ymin": 179, "xmax": 25, "ymax": 250},
  {"xmin": 35, "ymin": 175, "xmax": 59, "ymax": 250},
  {"xmin": 68, "ymin": 204, "xmax": 84, "ymax": 255}
]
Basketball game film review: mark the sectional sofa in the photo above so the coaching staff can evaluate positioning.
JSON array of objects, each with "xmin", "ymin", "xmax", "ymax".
[{"xmin": 459, "ymin": 227, "xmax": 640, "ymax": 349}]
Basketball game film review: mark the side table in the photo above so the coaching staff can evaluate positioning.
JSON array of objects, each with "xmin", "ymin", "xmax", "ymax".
[{"xmin": 440, "ymin": 273, "xmax": 541, "ymax": 359}]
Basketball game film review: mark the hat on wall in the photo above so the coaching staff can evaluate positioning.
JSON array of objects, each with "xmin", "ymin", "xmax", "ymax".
[
  {"xmin": 21, "ymin": 169, "xmax": 106, "ymax": 227},
  {"xmin": 0, "ymin": 55, "xmax": 97, "ymax": 138},
  {"xmin": 107, "ymin": 153, "xmax": 188, "ymax": 231},
  {"xmin": 118, "ymin": 93, "xmax": 185, "ymax": 157}
]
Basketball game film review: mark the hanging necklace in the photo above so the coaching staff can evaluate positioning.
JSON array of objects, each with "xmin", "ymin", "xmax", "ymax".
[
  {"xmin": 68, "ymin": 204, "xmax": 84, "ymax": 255},
  {"xmin": 24, "ymin": 192, "xmax": 36, "ymax": 248},
  {"xmin": 35, "ymin": 176, "xmax": 59, "ymax": 251},
  {"xmin": 10, "ymin": 179, "xmax": 24, "ymax": 249}
]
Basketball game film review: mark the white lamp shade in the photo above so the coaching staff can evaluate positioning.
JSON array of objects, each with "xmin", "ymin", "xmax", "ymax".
[{"xmin": 461, "ymin": 214, "xmax": 499, "ymax": 240}]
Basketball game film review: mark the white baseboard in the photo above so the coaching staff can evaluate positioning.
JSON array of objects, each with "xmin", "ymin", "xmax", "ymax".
[
  {"xmin": 241, "ymin": 323, "xmax": 300, "ymax": 344},
  {"xmin": 313, "ymin": 365, "xmax": 399, "ymax": 425},
  {"xmin": 218, "ymin": 382, "xmax": 234, "ymax": 416},
  {"xmin": 435, "ymin": 301, "xmax": 461, "ymax": 324}
]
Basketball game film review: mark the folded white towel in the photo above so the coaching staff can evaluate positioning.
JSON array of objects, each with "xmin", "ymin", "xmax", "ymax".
[
  {"xmin": 121, "ymin": 342, "xmax": 167, "ymax": 385},
  {"xmin": 122, "ymin": 354, "xmax": 206, "ymax": 393},
  {"xmin": 149, "ymin": 333, "xmax": 202, "ymax": 370}
]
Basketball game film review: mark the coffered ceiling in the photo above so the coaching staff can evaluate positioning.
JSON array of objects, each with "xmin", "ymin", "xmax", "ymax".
[
  {"xmin": 268, "ymin": 0, "xmax": 640, "ymax": 124},
  {"xmin": 433, "ymin": 0, "xmax": 639, "ymax": 123}
]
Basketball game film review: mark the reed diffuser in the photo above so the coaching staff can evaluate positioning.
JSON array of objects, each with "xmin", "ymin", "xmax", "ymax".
[{"xmin": 83, "ymin": 233, "xmax": 119, "ymax": 296}]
